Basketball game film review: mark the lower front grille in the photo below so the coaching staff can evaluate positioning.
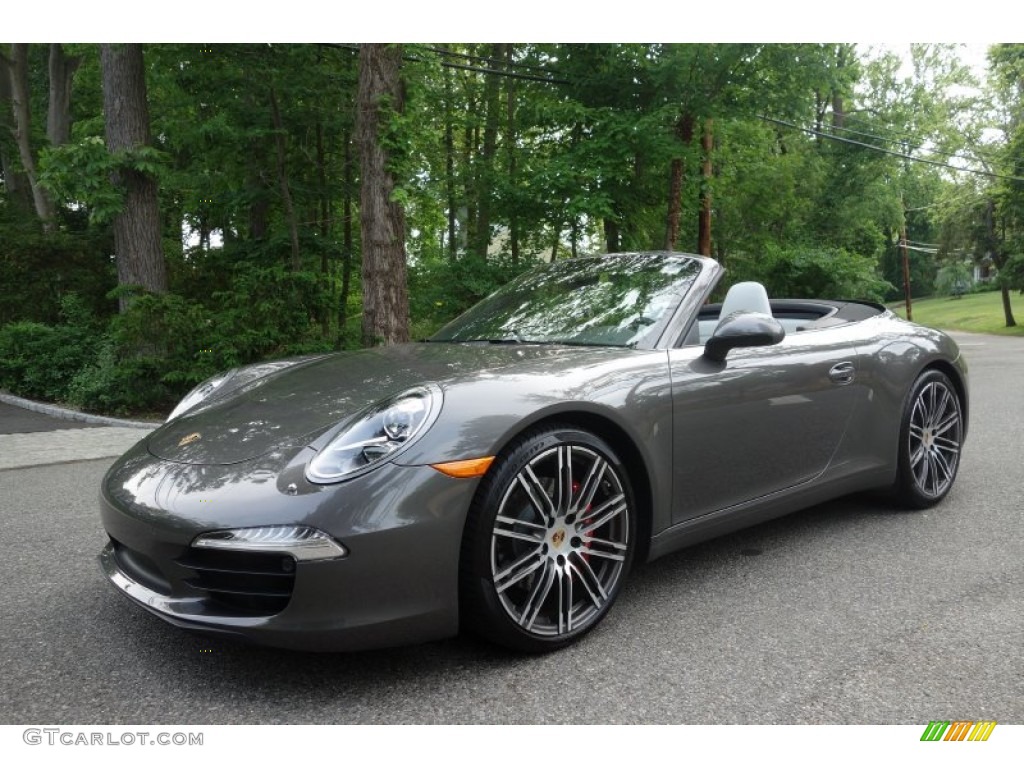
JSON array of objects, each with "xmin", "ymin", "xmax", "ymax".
[
  {"xmin": 111, "ymin": 538, "xmax": 172, "ymax": 595},
  {"xmin": 176, "ymin": 548, "xmax": 296, "ymax": 615}
]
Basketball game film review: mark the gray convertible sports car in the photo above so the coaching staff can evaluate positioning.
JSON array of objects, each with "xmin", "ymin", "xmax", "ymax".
[{"xmin": 98, "ymin": 252, "xmax": 967, "ymax": 652}]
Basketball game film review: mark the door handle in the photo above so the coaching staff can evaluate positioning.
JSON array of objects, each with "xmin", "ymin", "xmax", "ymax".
[{"xmin": 829, "ymin": 362, "xmax": 856, "ymax": 385}]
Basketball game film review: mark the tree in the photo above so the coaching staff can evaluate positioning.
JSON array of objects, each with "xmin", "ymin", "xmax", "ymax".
[
  {"xmin": 5, "ymin": 44, "xmax": 57, "ymax": 231},
  {"xmin": 101, "ymin": 44, "xmax": 167, "ymax": 310},
  {"xmin": 988, "ymin": 43, "xmax": 1024, "ymax": 326},
  {"xmin": 357, "ymin": 44, "xmax": 409, "ymax": 346},
  {"xmin": 47, "ymin": 43, "xmax": 79, "ymax": 147}
]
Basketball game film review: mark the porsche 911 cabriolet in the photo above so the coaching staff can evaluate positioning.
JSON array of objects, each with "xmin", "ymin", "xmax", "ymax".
[{"xmin": 98, "ymin": 252, "xmax": 967, "ymax": 652}]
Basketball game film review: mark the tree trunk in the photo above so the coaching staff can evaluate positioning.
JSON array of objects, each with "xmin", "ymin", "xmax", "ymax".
[
  {"xmin": 9, "ymin": 44, "xmax": 56, "ymax": 232},
  {"xmin": 0, "ymin": 53, "xmax": 32, "ymax": 211},
  {"xmin": 315, "ymin": 119, "xmax": 330, "ymax": 336},
  {"xmin": 831, "ymin": 45, "xmax": 848, "ymax": 130},
  {"xmin": 604, "ymin": 219, "xmax": 620, "ymax": 253},
  {"xmin": 268, "ymin": 86, "xmax": 302, "ymax": 271},
  {"xmin": 461, "ymin": 91, "xmax": 478, "ymax": 256},
  {"xmin": 338, "ymin": 126, "xmax": 354, "ymax": 339},
  {"xmin": 443, "ymin": 66, "xmax": 457, "ymax": 262},
  {"xmin": 101, "ymin": 43, "xmax": 167, "ymax": 310},
  {"xmin": 473, "ymin": 43, "xmax": 504, "ymax": 260},
  {"xmin": 47, "ymin": 43, "xmax": 79, "ymax": 147},
  {"xmin": 831, "ymin": 92, "xmax": 845, "ymax": 129},
  {"xmin": 664, "ymin": 113, "xmax": 694, "ymax": 251},
  {"xmin": 986, "ymin": 199, "xmax": 1016, "ymax": 327},
  {"xmin": 698, "ymin": 119, "xmax": 714, "ymax": 257},
  {"xmin": 506, "ymin": 44, "xmax": 520, "ymax": 265},
  {"xmin": 357, "ymin": 44, "xmax": 409, "ymax": 346},
  {"xmin": 999, "ymin": 284, "xmax": 1017, "ymax": 328}
]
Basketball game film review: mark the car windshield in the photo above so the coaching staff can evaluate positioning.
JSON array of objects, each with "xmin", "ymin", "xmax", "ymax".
[{"xmin": 431, "ymin": 253, "xmax": 702, "ymax": 347}]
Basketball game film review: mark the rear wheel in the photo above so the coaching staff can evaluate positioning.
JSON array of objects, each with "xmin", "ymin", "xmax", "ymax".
[
  {"xmin": 894, "ymin": 370, "xmax": 963, "ymax": 508},
  {"xmin": 460, "ymin": 426, "xmax": 636, "ymax": 652}
]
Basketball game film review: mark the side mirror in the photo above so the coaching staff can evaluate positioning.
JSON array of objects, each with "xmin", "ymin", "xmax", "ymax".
[{"xmin": 703, "ymin": 311, "xmax": 785, "ymax": 363}]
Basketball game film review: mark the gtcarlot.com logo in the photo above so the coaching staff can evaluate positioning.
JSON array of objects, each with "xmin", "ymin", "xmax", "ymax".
[
  {"xmin": 23, "ymin": 729, "xmax": 203, "ymax": 746},
  {"xmin": 920, "ymin": 720, "xmax": 997, "ymax": 742}
]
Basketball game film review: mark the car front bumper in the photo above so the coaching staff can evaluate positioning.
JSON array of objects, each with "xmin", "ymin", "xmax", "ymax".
[{"xmin": 97, "ymin": 441, "xmax": 480, "ymax": 651}]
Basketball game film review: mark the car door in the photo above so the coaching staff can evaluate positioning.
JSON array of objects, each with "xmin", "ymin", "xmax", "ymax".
[{"xmin": 668, "ymin": 327, "xmax": 865, "ymax": 523}]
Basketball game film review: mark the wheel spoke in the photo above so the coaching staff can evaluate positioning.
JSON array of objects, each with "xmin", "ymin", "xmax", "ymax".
[
  {"xmin": 929, "ymin": 388, "xmax": 952, "ymax": 429},
  {"xmin": 910, "ymin": 443, "xmax": 927, "ymax": 470},
  {"xmin": 914, "ymin": 450, "xmax": 931, "ymax": 489},
  {"xmin": 931, "ymin": 448, "xmax": 954, "ymax": 487},
  {"xmin": 579, "ymin": 494, "xmax": 626, "ymax": 534},
  {"xmin": 574, "ymin": 455, "xmax": 607, "ymax": 514},
  {"xmin": 518, "ymin": 465, "xmax": 556, "ymax": 523},
  {"xmin": 928, "ymin": 382, "xmax": 939, "ymax": 419},
  {"xmin": 557, "ymin": 566, "xmax": 573, "ymax": 634},
  {"xmin": 519, "ymin": 559, "xmax": 556, "ymax": 630},
  {"xmin": 933, "ymin": 411, "xmax": 960, "ymax": 437},
  {"xmin": 495, "ymin": 514, "xmax": 546, "ymax": 533},
  {"xmin": 493, "ymin": 516, "xmax": 545, "ymax": 545},
  {"xmin": 569, "ymin": 552, "xmax": 608, "ymax": 607},
  {"xmin": 494, "ymin": 546, "xmax": 545, "ymax": 593},
  {"xmin": 557, "ymin": 446, "xmax": 573, "ymax": 516},
  {"xmin": 581, "ymin": 535, "xmax": 627, "ymax": 561}
]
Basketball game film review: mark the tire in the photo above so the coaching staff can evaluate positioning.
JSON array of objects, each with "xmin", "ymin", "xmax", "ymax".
[
  {"xmin": 894, "ymin": 369, "xmax": 964, "ymax": 508},
  {"xmin": 460, "ymin": 425, "xmax": 637, "ymax": 652}
]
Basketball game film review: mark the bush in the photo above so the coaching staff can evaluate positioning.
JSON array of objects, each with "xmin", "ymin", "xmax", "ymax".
[
  {"xmin": 0, "ymin": 295, "xmax": 102, "ymax": 401},
  {"xmin": 726, "ymin": 244, "xmax": 893, "ymax": 302},
  {"xmin": 934, "ymin": 261, "xmax": 972, "ymax": 298}
]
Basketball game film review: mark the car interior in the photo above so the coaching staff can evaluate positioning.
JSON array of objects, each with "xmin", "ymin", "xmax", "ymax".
[{"xmin": 683, "ymin": 281, "xmax": 887, "ymax": 347}]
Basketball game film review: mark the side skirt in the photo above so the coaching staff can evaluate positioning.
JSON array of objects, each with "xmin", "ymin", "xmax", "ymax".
[{"xmin": 646, "ymin": 465, "xmax": 894, "ymax": 562}]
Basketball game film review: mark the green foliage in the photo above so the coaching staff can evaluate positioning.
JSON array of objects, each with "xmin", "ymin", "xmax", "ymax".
[
  {"xmin": 0, "ymin": 295, "xmax": 102, "ymax": 401},
  {"xmin": 0, "ymin": 42, "xmax": 1010, "ymax": 412},
  {"xmin": 728, "ymin": 244, "xmax": 893, "ymax": 302},
  {"xmin": 38, "ymin": 137, "xmax": 169, "ymax": 225},
  {"xmin": 0, "ymin": 210, "xmax": 115, "ymax": 324},
  {"xmin": 409, "ymin": 254, "xmax": 537, "ymax": 339},
  {"xmin": 998, "ymin": 254, "xmax": 1024, "ymax": 292},
  {"xmin": 934, "ymin": 261, "xmax": 973, "ymax": 297}
]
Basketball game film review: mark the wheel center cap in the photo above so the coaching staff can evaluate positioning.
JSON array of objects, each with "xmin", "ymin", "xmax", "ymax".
[{"xmin": 551, "ymin": 529, "xmax": 566, "ymax": 548}]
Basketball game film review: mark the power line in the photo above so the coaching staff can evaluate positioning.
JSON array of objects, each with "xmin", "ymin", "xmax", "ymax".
[
  {"xmin": 826, "ymin": 121, "xmax": 1000, "ymax": 169},
  {"xmin": 412, "ymin": 44, "xmax": 555, "ymax": 75},
  {"xmin": 761, "ymin": 115, "xmax": 1024, "ymax": 183},
  {"xmin": 438, "ymin": 60, "xmax": 568, "ymax": 85},
  {"xmin": 323, "ymin": 43, "xmax": 568, "ymax": 85}
]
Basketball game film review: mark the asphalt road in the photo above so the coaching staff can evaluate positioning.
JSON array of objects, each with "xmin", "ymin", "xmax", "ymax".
[
  {"xmin": 0, "ymin": 401, "xmax": 101, "ymax": 433},
  {"xmin": 0, "ymin": 332, "xmax": 1021, "ymax": 725}
]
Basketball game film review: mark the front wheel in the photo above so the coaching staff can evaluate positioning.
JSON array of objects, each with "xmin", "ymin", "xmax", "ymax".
[
  {"xmin": 460, "ymin": 426, "xmax": 637, "ymax": 652},
  {"xmin": 894, "ymin": 370, "xmax": 964, "ymax": 508}
]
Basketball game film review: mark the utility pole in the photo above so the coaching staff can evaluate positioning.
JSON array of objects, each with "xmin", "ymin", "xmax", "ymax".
[{"xmin": 901, "ymin": 199, "xmax": 912, "ymax": 321}]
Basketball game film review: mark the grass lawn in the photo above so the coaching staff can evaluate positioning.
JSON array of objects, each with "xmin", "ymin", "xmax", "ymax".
[{"xmin": 891, "ymin": 290, "xmax": 1024, "ymax": 336}]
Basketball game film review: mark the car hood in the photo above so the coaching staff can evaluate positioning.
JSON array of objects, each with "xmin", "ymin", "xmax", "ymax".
[{"xmin": 148, "ymin": 342, "xmax": 618, "ymax": 465}]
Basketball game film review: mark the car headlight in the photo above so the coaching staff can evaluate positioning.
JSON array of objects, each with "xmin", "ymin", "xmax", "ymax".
[
  {"xmin": 166, "ymin": 370, "xmax": 236, "ymax": 422},
  {"xmin": 306, "ymin": 386, "xmax": 439, "ymax": 483}
]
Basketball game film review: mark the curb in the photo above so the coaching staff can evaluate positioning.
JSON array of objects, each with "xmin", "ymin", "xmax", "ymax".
[{"xmin": 0, "ymin": 391, "xmax": 161, "ymax": 429}]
